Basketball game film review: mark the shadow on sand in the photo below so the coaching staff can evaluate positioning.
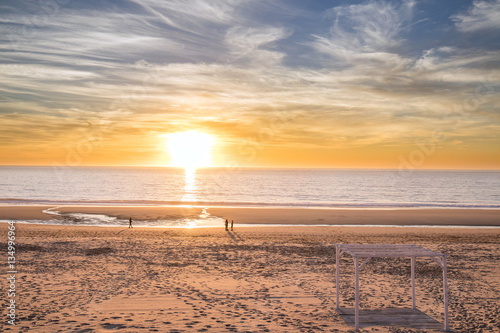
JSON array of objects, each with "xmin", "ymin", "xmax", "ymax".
[
  {"xmin": 116, "ymin": 229, "xmax": 130, "ymax": 235},
  {"xmin": 338, "ymin": 307, "xmax": 444, "ymax": 330},
  {"xmin": 231, "ymin": 231, "xmax": 244, "ymax": 241},
  {"xmin": 226, "ymin": 230, "xmax": 243, "ymax": 242}
]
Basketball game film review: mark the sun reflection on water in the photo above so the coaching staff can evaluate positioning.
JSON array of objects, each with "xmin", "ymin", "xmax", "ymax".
[
  {"xmin": 182, "ymin": 167, "xmax": 197, "ymax": 203},
  {"xmin": 178, "ymin": 169, "xmax": 224, "ymax": 228}
]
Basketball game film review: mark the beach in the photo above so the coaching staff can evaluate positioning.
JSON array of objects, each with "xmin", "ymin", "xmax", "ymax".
[{"xmin": 1, "ymin": 220, "xmax": 499, "ymax": 332}]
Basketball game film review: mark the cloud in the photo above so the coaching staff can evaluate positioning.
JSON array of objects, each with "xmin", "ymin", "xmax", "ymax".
[
  {"xmin": 452, "ymin": 0, "xmax": 500, "ymax": 32},
  {"xmin": 225, "ymin": 25, "xmax": 291, "ymax": 57},
  {"xmin": 310, "ymin": 0, "xmax": 415, "ymax": 68},
  {"xmin": 1, "ymin": 0, "xmax": 499, "ymax": 167}
]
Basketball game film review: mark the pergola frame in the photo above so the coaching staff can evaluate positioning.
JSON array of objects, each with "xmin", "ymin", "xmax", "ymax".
[{"xmin": 335, "ymin": 244, "xmax": 449, "ymax": 331}]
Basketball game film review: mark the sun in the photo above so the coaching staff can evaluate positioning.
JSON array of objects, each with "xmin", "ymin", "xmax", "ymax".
[{"xmin": 166, "ymin": 131, "xmax": 215, "ymax": 169}]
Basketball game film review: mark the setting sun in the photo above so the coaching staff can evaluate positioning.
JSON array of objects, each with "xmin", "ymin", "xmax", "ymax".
[{"xmin": 166, "ymin": 131, "xmax": 215, "ymax": 169}]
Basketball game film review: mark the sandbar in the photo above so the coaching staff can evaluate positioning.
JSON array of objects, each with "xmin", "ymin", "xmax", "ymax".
[{"xmin": 0, "ymin": 205, "xmax": 499, "ymax": 226}]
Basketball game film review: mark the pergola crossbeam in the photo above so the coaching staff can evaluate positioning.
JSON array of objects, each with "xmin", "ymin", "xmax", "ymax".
[
  {"xmin": 358, "ymin": 257, "xmax": 372, "ymax": 270},
  {"xmin": 431, "ymin": 256, "xmax": 444, "ymax": 269}
]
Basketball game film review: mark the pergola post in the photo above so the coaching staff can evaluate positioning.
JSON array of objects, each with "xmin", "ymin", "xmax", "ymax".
[
  {"xmin": 443, "ymin": 255, "xmax": 449, "ymax": 331},
  {"xmin": 354, "ymin": 256, "xmax": 360, "ymax": 331},
  {"xmin": 411, "ymin": 257, "xmax": 416, "ymax": 309},
  {"xmin": 336, "ymin": 245, "xmax": 340, "ymax": 310}
]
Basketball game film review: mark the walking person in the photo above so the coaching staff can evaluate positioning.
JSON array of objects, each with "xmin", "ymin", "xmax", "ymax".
[
  {"xmin": 129, "ymin": 217, "xmax": 133, "ymax": 229},
  {"xmin": 230, "ymin": 220, "xmax": 234, "ymax": 231},
  {"xmin": 225, "ymin": 219, "xmax": 229, "ymax": 231}
]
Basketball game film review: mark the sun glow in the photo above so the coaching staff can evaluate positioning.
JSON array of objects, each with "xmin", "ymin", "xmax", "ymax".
[{"xmin": 166, "ymin": 131, "xmax": 215, "ymax": 169}]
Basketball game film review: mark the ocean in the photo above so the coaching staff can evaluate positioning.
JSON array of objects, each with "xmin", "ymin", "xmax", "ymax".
[{"xmin": 1, "ymin": 166, "xmax": 499, "ymax": 226}]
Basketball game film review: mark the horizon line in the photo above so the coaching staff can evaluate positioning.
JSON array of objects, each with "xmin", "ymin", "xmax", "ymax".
[{"xmin": 1, "ymin": 164, "xmax": 499, "ymax": 171}]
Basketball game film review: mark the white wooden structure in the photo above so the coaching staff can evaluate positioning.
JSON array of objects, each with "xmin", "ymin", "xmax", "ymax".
[{"xmin": 335, "ymin": 244, "xmax": 449, "ymax": 331}]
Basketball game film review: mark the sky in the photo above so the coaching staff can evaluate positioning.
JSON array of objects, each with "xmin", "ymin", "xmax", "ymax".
[{"xmin": 1, "ymin": 0, "xmax": 499, "ymax": 169}]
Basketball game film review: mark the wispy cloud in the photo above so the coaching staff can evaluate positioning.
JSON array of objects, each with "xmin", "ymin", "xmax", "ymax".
[
  {"xmin": 311, "ymin": 0, "xmax": 415, "ymax": 68},
  {"xmin": 0, "ymin": 0, "xmax": 499, "ymax": 167},
  {"xmin": 452, "ymin": 0, "xmax": 500, "ymax": 32},
  {"xmin": 225, "ymin": 25, "xmax": 292, "ymax": 65}
]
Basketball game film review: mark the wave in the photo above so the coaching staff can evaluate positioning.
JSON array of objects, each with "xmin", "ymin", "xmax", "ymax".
[{"xmin": 1, "ymin": 197, "xmax": 499, "ymax": 209}]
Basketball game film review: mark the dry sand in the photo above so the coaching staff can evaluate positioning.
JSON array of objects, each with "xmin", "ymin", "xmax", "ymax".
[{"xmin": 1, "ymin": 223, "xmax": 499, "ymax": 332}]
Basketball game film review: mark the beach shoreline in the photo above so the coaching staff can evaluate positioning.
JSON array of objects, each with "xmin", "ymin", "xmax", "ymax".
[{"xmin": 0, "ymin": 205, "xmax": 499, "ymax": 226}]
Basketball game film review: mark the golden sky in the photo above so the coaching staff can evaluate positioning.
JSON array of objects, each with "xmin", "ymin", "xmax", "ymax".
[{"xmin": 1, "ymin": 0, "xmax": 499, "ymax": 169}]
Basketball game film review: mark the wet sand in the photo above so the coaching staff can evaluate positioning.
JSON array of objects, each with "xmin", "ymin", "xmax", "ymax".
[
  {"xmin": 1, "ymin": 223, "xmax": 499, "ymax": 332},
  {"xmin": 1, "ymin": 205, "xmax": 499, "ymax": 226}
]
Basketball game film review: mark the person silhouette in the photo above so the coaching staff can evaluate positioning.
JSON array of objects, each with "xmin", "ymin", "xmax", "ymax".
[
  {"xmin": 231, "ymin": 220, "xmax": 234, "ymax": 231},
  {"xmin": 129, "ymin": 217, "xmax": 133, "ymax": 229},
  {"xmin": 225, "ymin": 219, "xmax": 228, "ymax": 231}
]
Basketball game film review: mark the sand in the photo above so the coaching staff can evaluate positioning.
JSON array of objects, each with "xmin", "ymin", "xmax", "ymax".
[
  {"xmin": 1, "ymin": 223, "xmax": 499, "ymax": 332},
  {"xmin": 1, "ymin": 205, "xmax": 499, "ymax": 226}
]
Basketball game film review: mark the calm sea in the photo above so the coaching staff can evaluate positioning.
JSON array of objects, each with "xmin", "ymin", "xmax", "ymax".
[{"xmin": 1, "ymin": 166, "xmax": 499, "ymax": 226}]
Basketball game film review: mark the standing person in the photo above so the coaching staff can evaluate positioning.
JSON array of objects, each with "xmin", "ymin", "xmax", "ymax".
[
  {"xmin": 129, "ymin": 217, "xmax": 133, "ymax": 229},
  {"xmin": 225, "ymin": 219, "xmax": 228, "ymax": 231},
  {"xmin": 231, "ymin": 220, "xmax": 234, "ymax": 231}
]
